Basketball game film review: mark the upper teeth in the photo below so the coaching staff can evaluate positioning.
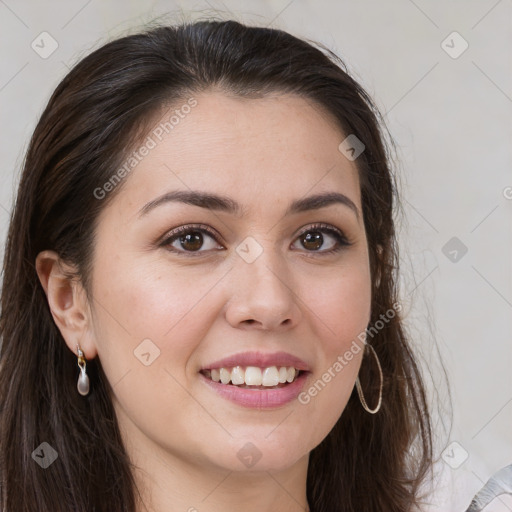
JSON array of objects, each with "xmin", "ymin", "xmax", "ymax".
[{"xmin": 206, "ymin": 366, "xmax": 298, "ymax": 386}]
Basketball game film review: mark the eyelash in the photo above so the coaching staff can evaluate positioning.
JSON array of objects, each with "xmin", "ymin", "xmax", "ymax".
[{"xmin": 159, "ymin": 222, "xmax": 352, "ymax": 258}]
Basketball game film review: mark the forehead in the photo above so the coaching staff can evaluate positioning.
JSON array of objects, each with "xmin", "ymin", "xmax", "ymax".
[{"xmin": 105, "ymin": 91, "xmax": 362, "ymax": 220}]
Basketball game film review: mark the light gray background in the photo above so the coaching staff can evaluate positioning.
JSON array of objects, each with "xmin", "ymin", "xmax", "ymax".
[{"xmin": 1, "ymin": 1, "xmax": 511, "ymax": 510}]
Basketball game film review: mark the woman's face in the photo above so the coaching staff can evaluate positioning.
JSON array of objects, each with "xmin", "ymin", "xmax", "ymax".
[{"xmin": 86, "ymin": 91, "xmax": 371, "ymax": 473}]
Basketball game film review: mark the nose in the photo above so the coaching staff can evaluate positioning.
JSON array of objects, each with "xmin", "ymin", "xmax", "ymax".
[{"xmin": 224, "ymin": 244, "xmax": 302, "ymax": 331}]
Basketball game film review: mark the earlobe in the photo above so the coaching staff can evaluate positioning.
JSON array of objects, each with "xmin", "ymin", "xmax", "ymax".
[{"xmin": 35, "ymin": 250, "xmax": 97, "ymax": 360}]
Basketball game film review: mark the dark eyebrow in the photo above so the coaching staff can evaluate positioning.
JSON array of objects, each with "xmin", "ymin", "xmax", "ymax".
[{"xmin": 138, "ymin": 190, "xmax": 360, "ymax": 220}]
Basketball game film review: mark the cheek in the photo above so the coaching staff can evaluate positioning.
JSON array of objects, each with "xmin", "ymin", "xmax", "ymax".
[
  {"xmin": 89, "ymin": 256, "xmax": 226, "ymax": 444},
  {"xmin": 307, "ymin": 259, "xmax": 371, "ymax": 355},
  {"xmin": 297, "ymin": 260, "xmax": 371, "ymax": 434},
  {"xmin": 89, "ymin": 253, "xmax": 224, "ymax": 384}
]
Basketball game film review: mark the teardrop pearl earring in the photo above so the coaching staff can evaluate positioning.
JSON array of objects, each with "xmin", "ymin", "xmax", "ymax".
[{"xmin": 76, "ymin": 344, "xmax": 90, "ymax": 396}]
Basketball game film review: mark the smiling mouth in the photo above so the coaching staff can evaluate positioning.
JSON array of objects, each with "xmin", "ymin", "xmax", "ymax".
[{"xmin": 200, "ymin": 365, "xmax": 303, "ymax": 389}]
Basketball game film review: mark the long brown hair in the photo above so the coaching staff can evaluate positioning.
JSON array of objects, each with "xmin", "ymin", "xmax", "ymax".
[{"xmin": 0, "ymin": 18, "xmax": 433, "ymax": 511}]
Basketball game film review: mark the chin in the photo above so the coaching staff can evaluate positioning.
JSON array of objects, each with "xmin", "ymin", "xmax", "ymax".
[{"xmin": 201, "ymin": 430, "xmax": 312, "ymax": 473}]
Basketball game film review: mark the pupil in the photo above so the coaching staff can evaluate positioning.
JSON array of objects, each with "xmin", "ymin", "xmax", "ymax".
[
  {"xmin": 181, "ymin": 232, "xmax": 203, "ymax": 251},
  {"xmin": 303, "ymin": 231, "xmax": 322, "ymax": 250}
]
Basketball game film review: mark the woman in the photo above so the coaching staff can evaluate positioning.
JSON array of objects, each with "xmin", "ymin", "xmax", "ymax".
[{"xmin": 0, "ymin": 19, "xmax": 433, "ymax": 511}]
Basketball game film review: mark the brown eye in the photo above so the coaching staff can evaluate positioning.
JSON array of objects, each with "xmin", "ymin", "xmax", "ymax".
[
  {"xmin": 160, "ymin": 222, "xmax": 351, "ymax": 258},
  {"xmin": 161, "ymin": 225, "xmax": 224, "ymax": 256},
  {"xmin": 178, "ymin": 231, "xmax": 204, "ymax": 251},
  {"xmin": 292, "ymin": 223, "xmax": 351, "ymax": 255},
  {"xmin": 301, "ymin": 231, "xmax": 323, "ymax": 251}
]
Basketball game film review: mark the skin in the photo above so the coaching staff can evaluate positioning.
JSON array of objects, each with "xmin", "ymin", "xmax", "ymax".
[{"xmin": 36, "ymin": 91, "xmax": 372, "ymax": 512}]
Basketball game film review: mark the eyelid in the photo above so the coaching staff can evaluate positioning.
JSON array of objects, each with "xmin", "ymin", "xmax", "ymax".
[
  {"xmin": 158, "ymin": 223, "xmax": 224, "ymax": 257},
  {"xmin": 160, "ymin": 222, "xmax": 352, "ymax": 256},
  {"xmin": 295, "ymin": 222, "xmax": 348, "ymax": 240},
  {"xmin": 292, "ymin": 222, "xmax": 352, "ymax": 253},
  {"xmin": 160, "ymin": 223, "xmax": 223, "ymax": 244}
]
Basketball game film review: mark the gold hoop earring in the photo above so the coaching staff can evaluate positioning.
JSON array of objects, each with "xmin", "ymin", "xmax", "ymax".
[
  {"xmin": 355, "ymin": 342, "xmax": 383, "ymax": 414},
  {"xmin": 76, "ymin": 344, "xmax": 90, "ymax": 396}
]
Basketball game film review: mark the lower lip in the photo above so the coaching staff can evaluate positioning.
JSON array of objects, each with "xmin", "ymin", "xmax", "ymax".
[{"xmin": 199, "ymin": 371, "xmax": 310, "ymax": 408}]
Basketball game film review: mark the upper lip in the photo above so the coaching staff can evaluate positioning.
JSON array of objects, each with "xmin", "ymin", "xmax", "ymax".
[{"xmin": 200, "ymin": 351, "xmax": 311, "ymax": 372}]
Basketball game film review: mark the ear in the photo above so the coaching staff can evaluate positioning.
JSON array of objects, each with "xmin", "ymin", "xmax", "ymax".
[{"xmin": 35, "ymin": 250, "xmax": 97, "ymax": 360}]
